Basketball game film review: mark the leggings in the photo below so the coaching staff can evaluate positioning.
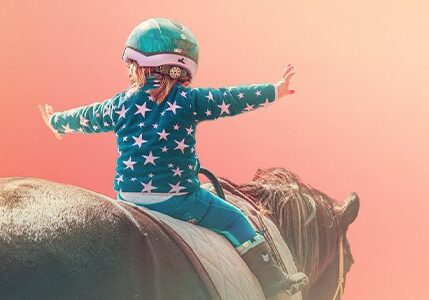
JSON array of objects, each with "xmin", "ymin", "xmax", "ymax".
[{"xmin": 117, "ymin": 186, "xmax": 264, "ymax": 250}]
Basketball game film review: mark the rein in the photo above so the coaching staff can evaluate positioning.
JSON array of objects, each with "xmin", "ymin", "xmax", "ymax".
[{"xmin": 331, "ymin": 235, "xmax": 344, "ymax": 300}]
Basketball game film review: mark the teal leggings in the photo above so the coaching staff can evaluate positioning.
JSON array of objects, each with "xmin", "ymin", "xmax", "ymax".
[{"xmin": 118, "ymin": 186, "xmax": 261, "ymax": 248}]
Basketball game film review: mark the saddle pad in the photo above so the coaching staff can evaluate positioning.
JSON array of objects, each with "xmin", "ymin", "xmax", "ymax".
[
  {"xmin": 201, "ymin": 183, "xmax": 303, "ymax": 281},
  {"xmin": 127, "ymin": 185, "xmax": 303, "ymax": 300}
]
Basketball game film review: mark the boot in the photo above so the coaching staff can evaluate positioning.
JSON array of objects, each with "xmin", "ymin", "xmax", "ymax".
[{"xmin": 240, "ymin": 241, "xmax": 309, "ymax": 298}]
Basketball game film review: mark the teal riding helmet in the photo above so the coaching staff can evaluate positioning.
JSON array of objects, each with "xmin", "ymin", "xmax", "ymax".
[{"xmin": 122, "ymin": 18, "xmax": 199, "ymax": 81}]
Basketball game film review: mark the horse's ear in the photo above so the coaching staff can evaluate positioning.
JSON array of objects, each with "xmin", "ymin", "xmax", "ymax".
[{"xmin": 336, "ymin": 192, "xmax": 360, "ymax": 229}]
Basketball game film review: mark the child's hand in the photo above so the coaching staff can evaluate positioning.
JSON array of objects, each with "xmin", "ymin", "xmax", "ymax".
[
  {"xmin": 38, "ymin": 104, "xmax": 63, "ymax": 140},
  {"xmin": 275, "ymin": 64, "xmax": 296, "ymax": 98}
]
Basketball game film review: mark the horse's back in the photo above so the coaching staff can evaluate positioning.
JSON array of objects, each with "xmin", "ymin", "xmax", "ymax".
[{"xmin": 0, "ymin": 177, "xmax": 215, "ymax": 300}]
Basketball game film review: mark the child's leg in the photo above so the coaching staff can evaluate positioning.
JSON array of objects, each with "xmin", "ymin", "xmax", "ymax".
[
  {"xmin": 175, "ymin": 187, "xmax": 266, "ymax": 253},
  {"xmin": 118, "ymin": 188, "xmax": 265, "ymax": 252}
]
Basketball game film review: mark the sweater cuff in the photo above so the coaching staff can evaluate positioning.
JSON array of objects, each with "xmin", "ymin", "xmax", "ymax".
[{"xmin": 273, "ymin": 83, "xmax": 278, "ymax": 100}]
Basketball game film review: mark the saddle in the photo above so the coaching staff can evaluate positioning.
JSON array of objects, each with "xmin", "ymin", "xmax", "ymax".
[{"xmin": 118, "ymin": 168, "xmax": 302, "ymax": 300}]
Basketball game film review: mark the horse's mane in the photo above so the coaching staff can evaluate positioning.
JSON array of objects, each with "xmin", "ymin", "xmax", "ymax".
[{"xmin": 236, "ymin": 167, "xmax": 342, "ymax": 281}]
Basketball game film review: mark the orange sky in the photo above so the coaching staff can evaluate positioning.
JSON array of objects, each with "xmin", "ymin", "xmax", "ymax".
[{"xmin": 1, "ymin": 1, "xmax": 428, "ymax": 299}]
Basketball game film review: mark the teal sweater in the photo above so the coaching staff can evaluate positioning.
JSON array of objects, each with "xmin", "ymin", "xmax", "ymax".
[{"xmin": 50, "ymin": 75, "xmax": 278, "ymax": 194}]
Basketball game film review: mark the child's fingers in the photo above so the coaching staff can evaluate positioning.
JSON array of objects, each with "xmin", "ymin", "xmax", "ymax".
[
  {"xmin": 284, "ymin": 71, "xmax": 296, "ymax": 82},
  {"xmin": 282, "ymin": 65, "xmax": 294, "ymax": 79},
  {"xmin": 38, "ymin": 105, "xmax": 48, "ymax": 120},
  {"xmin": 38, "ymin": 104, "xmax": 46, "ymax": 114},
  {"xmin": 45, "ymin": 104, "xmax": 53, "ymax": 114}
]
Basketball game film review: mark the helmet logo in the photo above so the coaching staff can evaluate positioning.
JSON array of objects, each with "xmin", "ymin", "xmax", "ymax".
[
  {"xmin": 178, "ymin": 58, "xmax": 186, "ymax": 65},
  {"xmin": 169, "ymin": 66, "xmax": 182, "ymax": 79}
]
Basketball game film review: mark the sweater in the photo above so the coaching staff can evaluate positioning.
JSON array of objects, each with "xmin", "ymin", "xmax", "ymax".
[{"xmin": 49, "ymin": 75, "xmax": 278, "ymax": 195}]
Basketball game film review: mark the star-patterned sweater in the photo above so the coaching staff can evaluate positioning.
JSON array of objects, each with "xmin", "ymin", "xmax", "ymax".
[{"xmin": 49, "ymin": 75, "xmax": 278, "ymax": 195}]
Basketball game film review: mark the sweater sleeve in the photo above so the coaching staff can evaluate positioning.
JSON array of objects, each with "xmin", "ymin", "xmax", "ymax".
[
  {"xmin": 184, "ymin": 82, "xmax": 278, "ymax": 122},
  {"xmin": 49, "ymin": 92, "xmax": 124, "ymax": 134}
]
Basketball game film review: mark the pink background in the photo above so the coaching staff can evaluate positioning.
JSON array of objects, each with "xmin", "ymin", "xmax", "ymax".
[{"xmin": 1, "ymin": 1, "xmax": 428, "ymax": 299}]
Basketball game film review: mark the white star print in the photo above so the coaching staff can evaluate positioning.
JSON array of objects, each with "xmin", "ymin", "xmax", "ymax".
[
  {"xmin": 116, "ymin": 175, "xmax": 124, "ymax": 183},
  {"xmin": 134, "ymin": 103, "xmax": 151, "ymax": 118},
  {"xmin": 115, "ymin": 105, "xmax": 128, "ymax": 119},
  {"xmin": 188, "ymin": 164, "xmax": 193, "ymax": 170},
  {"xmin": 157, "ymin": 129, "xmax": 170, "ymax": 140},
  {"xmin": 138, "ymin": 122, "xmax": 144, "ymax": 128},
  {"xmin": 205, "ymin": 109, "xmax": 212, "ymax": 116},
  {"xmin": 141, "ymin": 180, "xmax": 157, "ymax": 193},
  {"xmin": 169, "ymin": 182, "xmax": 186, "ymax": 193},
  {"xmin": 148, "ymin": 173, "xmax": 154, "ymax": 178},
  {"xmin": 218, "ymin": 101, "xmax": 231, "ymax": 115},
  {"xmin": 93, "ymin": 125, "xmax": 98, "ymax": 130},
  {"xmin": 244, "ymin": 103, "xmax": 254, "ymax": 111},
  {"xmin": 187, "ymin": 179, "xmax": 193, "ymax": 183},
  {"xmin": 80, "ymin": 116, "xmax": 89, "ymax": 127},
  {"xmin": 142, "ymin": 151, "xmax": 159, "ymax": 165},
  {"xmin": 173, "ymin": 124, "xmax": 180, "ymax": 130},
  {"xmin": 123, "ymin": 136, "xmax": 128, "ymax": 142},
  {"xmin": 172, "ymin": 167, "xmax": 183, "ymax": 177},
  {"xmin": 166, "ymin": 101, "xmax": 182, "ymax": 114},
  {"xmin": 205, "ymin": 91, "xmax": 214, "ymax": 101},
  {"xmin": 132, "ymin": 133, "xmax": 147, "ymax": 148},
  {"xmin": 161, "ymin": 146, "xmax": 168, "ymax": 152},
  {"xmin": 161, "ymin": 111, "xmax": 166, "ymax": 116},
  {"xmin": 237, "ymin": 92, "xmax": 244, "ymax": 99},
  {"xmin": 62, "ymin": 124, "xmax": 74, "ymax": 133},
  {"xmin": 103, "ymin": 122, "xmax": 109, "ymax": 127},
  {"xmin": 123, "ymin": 157, "xmax": 137, "ymax": 170},
  {"xmin": 255, "ymin": 90, "xmax": 261, "ymax": 96},
  {"xmin": 174, "ymin": 138, "xmax": 189, "ymax": 153},
  {"xmin": 152, "ymin": 123, "xmax": 158, "ymax": 129},
  {"xmin": 180, "ymin": 91, "xmax": 187, "ymax": 98},
  {"xmin": 185, "ymin": 126, "xmax": 194, "ymax": 135},
  {"xmin": 260, "ymin": 98, "xmax": 273, "ymax": 108},
  {"xmin": 168, "ymin": 163, "xmax": 174, "ymax": 168}
]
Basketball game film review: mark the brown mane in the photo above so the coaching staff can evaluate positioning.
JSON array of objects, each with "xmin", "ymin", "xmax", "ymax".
[{"xmin": 236, "ymin": 167, "xmax": 347, "ymax": 282}]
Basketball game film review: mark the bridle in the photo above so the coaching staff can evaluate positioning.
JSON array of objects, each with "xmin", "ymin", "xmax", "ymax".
[{"xmin": 331, "ymin": 235, "xmax": 345, "ymax": 300}]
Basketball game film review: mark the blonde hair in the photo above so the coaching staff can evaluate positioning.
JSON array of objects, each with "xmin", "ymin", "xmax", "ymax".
[{"xmin": 126, "ymin": 60, "xmax": 190, "ymax": 104}]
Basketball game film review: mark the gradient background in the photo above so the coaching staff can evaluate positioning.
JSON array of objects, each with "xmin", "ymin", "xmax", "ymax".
[{"xmin": 1, "ymin": 0, "xmax": 428, "ymax": 299}]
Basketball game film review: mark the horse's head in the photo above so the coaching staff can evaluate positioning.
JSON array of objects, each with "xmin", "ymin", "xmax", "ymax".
[
  {"xmin": 237, "ymin": 167, "xmax": 359, "ymax": 300},
  {"xmin": 304, "ymin": 191, "xmax": 359, "ymax": 300}
]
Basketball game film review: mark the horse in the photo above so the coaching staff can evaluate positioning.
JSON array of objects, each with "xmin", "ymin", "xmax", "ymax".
[
  {"xmin": 0, "ymin": 167, "xmax": 359, "ymax": 300},
  {"xmin": 228, "ymin": 167, "xmax": 359, "ymax": 300}
]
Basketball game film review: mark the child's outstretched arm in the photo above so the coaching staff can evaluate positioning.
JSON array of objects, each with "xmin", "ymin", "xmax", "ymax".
[
  {"xmin": 185, "ymin": 64, "xmax": 295, "ymax": 122},
  {"xmin": 39, "ymin": 92, "xmax": 124, "ymax": 138}
]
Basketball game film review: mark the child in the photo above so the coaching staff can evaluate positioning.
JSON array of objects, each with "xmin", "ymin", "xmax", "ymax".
[{"xmin": 39, "ymin": 18, "xmax": 309, "ymax": 298}]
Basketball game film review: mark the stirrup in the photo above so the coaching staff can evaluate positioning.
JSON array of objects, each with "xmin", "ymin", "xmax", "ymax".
[{"xmin": 283, "ymin": 272, "xmax": 309, "ymax": 295}]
